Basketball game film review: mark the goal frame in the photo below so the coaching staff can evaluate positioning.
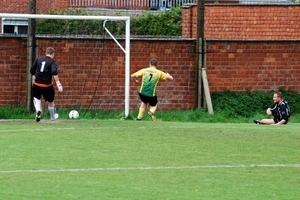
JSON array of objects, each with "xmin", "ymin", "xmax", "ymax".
[{"xmin": 0, "ymin": 13, "xmax": 131, "ymax": 117}]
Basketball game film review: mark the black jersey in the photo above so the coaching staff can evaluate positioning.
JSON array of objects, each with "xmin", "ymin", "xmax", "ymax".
[
  {"xmin": 30, "ymin": 56, "xmax": 59, "ymax": 84},
  {"xmin": 269, "ymin": 100, "xmax": 290, "ymax": 122}
]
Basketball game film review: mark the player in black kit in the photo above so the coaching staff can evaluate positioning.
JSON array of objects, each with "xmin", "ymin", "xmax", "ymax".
[
  {"xmin": 30, "ymin": 47, "xmax": 63, "ymax": 122},
  {"xmin": 253, "ymin": 92, "xmax": 290, "ymax": 125}
]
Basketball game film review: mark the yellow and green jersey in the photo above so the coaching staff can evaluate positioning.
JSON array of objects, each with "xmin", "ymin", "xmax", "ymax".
[{"xmin": 134, "ymin": 67, "xmax": 168, "ymax": 97}]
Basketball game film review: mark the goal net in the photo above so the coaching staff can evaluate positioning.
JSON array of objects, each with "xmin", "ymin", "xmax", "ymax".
[{"xmin": 0, "ymin": 12, "xmax": 130, "ymax": 117}]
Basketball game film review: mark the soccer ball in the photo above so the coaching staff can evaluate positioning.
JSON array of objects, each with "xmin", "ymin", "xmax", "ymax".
[
  {"xmin": 54, "ymin": 113, "xmax": 59, "ymax": 120},
  {"xmin": 69, "ymin": 110, "xmax": 79, "ymax": 119}
]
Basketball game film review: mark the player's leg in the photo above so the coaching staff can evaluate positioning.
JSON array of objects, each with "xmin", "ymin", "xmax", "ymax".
[
  {"xmin": 254, "ymin": 118, "xmax": 276, "ymax": 124},
  {"xmin": 260, "ymin": 118, "xmax": 276, "ymax": 124},
  {"xmin": 136, "ymin": 93, "xmax": 149, "ymax": 120},
  {"xmin": 32, "ymin": 85, "xmax": 42, "ymax": 122},
  {"xmin": 43, "ymin": 86, "xmax": 57, "ymax": 120},
  {"xmin": 148, "ymin": 96, "xmax": 158, "ymax": 121},
  {"xmin": 137, "ymin": 102, "xmax": 147, "ymax": 120},
  {"xmin": 261, "ymin": 109, "xmax": 279, "ymax": 124},
  {"xmin": 254, "ymin": 108, "xmax": 278, "ymax": 125},
  {"xmin": 47, "ymin": 101, "xmax": 56, "ymax": 120},
  {"xmin": 33, "ymin": 97, "xmax": 42, "ymax": 122}
]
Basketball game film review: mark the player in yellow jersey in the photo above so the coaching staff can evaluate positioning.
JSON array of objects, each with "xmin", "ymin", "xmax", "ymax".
[{"xmin": 131, "ymin": 58, "xmax": 173, "ymax": 121}]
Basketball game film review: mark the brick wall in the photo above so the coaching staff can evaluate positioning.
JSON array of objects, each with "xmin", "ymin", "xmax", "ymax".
[
  {"xmin": 0, "ymin": 0, "xmax": 69, "ymax": 14},
  {"xmin": 37, "ymin": 0, "xmax": 69, "ymax": 13},
  {"xmin": 0, "ymin": 0, "xmax": 28, "ymax": 14},
  {"xmin": 0, "ymin": 0, "xmax": 185, "ymax": 12},
  {"xmin": 0, "ymin": 38, "xmax": 27, "ymax": 106},
  {"xmin": 206, "ymin": 41, "xmax": 300, "ymax": 92},
  {"xmin": 0, "ymin": 37, "xmax": 197, "ymax": 111},
  {"xmin": 92, "ymin": 0, "xmax": 149, "ymax": 10},
  {"xmin": 1, "ymin": 4, "xmax": 300, "ymax": 111},
  {"xmin": 1, "ymin": 37, "xmax": 299, "ymax": 111},
  {"xmin": 182, "ymin": 5, "xmax": 300, "ymax": 40}
]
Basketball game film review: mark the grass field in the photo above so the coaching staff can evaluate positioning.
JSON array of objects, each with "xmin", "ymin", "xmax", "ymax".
[{"xmin": 0, "ymin": 119, "xmax": 299, "ymax": 199}]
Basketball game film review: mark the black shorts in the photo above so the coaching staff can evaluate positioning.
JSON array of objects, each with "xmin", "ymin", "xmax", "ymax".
[
  {"xmin": 273, "ymin": 118, "xmax": 288, "ymax": 124},
  {"xmin": 139, "ymin": 93, "xmax": 157, "ymax": 106},
  {"xmin": 32, "ymin": 84, "xmax": 55, "ymax": 102},
  {"xmin": 271, "ymin": 109, "xmax": 288, "ymax": 124}
]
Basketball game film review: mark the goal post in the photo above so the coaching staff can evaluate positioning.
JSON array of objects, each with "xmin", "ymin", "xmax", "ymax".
[{"xmin": 0, "ymin": 13, "xmax": 131, "ymax": 117}]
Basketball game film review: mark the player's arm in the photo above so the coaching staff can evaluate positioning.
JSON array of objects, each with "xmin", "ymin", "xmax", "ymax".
[
  {"xmin": 266, "ymin": 108, "xmax": 272, "ymax": 115},
  {"xmin": 274, "ymin": 119, "xmax": 286, "ymax": 125},
  {"xmin": 131, "ymin": 69, "xmax": 144, "ymax": 83},
  {"xmin": 272, "ymin": 104, "xmax": 288, "ymax": 125},
  {"xmin": 131, "ymin": 73, "xmax": 139, "ymax": 83},
  {"xmin": 166, "ymin": 72, "xmax": 173, "ymax": 80},
  {"xmin": 267, "ymin": 103, "xmax": 276, "ymax": 115},
  {"xmin": 53, "ymin": 75, "xmax": 63, "ymax": 92},
  {"xmin": 30, "ymin": 60, "xmax": 38, "ymax": 86},
  {"xmin": 160, "ymin": 71, "xmax": 173, "ymax": 81},
  {"xmin": 51, "ymin": 62, "xmax": 63, "ymax": 92},
  {"xmin": 53, "ymin": 75, "xmax": 60, "ymax": 83},
  {"xmin": 31, "ymin": 75, "xmax": 36, "ymax": 86},
  {"xmin": 30, "ymin": 59, "xmax": 38, "ymax": 75},
  {"xmin": 279, "ymin": 104, "xmax": 289, "ymax": 122}
]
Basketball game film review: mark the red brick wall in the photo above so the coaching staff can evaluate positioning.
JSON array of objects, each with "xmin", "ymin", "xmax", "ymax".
[
  {"xmin": 0, "ymin": 0, "xmax": 28, "ymax": 14},
  {"xmin": 91, "ymin": 0, "xmax": 149, "ymax": 10},
  {"xmin": 206, "ymin": 41, "xmax": 300, "ymax": 92},
  {"xmin": 2, "ymin": 37, "xmax": 299, "ymax": 111},
  {"xmin": 182, "ymin": 5, "xmax": 300, "ymax": 40},
  {"xmin": 0, "ymin": 0, "xmax": 160, "ymax": 12},
  {"xmin": 0, "ymin": 38, "xmax": 197, "ymax": 111},
  {"xmin": 0, "ymin": 38, "xmax": 27, "ymax": 106},
  {"xmin": 37, "ymin": 0, "xmax": 69, "ymax": 13},
  {"xmin": 0, "ymin": 0, "xmax": 69, "ymax": 14},
  {"xmin": 1, "ymin": 4, "xmax": 300, "ymax": 111}
]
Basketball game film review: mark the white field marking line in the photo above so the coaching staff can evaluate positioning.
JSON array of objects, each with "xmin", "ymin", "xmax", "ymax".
[
  {"xmin": 0, "ymin": 164, "xmax": 299, "ymax": 174},
  {"xmin": 0, "ymin": 127, "xmax": 76, "ymax": 133},
  {"xmin": 0, "ymin": 125, "xmax": 224, "ymax": 133},
  {"xmin": 0, "ymin": 123, "xmax": 297, "ymax": 133},
  {"xmin": 0, "ymin": 127, "xmax": 128, "ymax": 133},
  {"xmin": 0, "ymin": 125, "xmax": 269, "ymax": 133},
  {"xmin": 169, "ymin": 126, "xmax": 292, "ymax": 130}
]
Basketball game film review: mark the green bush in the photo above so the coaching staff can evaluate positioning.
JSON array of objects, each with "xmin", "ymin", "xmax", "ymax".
[
  {"xmin": 1, "ymin": 90, "xmax": 299, "ymax": 122},
  {"xmin": 131, "ymin": 7, "xmax": 181, "ymax": 35},
  {"xmin": 211, "ymin": 89, "xmax": 300, "ymax": 118},
  {"xmin": 36, "ymin": 8, "xmax": 182, "ymax": 36}
]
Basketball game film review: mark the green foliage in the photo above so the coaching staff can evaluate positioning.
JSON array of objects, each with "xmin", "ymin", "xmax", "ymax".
[
  {"xmin": 36, "ymin": 8, "xmax": 182, "ymax": 36},
  {"xmin": 131, "ymin": 7, "xmax": 182, "ymax": 35},
  {"xmin": 36, "ymin": 9, "xmax": 104, "ymax": 35},
  {"xmin": 1, "ymin": 89, "xmax": 300, "ymax": 123},
  {"xmin": 211, "ymin": 89, "xmax": 300, "ymax": 118},
  {"xmin": 0, "ymin": 107, "xmax": 29, "ymax": 119}
]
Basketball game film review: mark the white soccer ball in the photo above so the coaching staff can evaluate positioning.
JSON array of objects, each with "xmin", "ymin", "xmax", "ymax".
[
  {"xmin": 54, "ymin": 113, "xmax": 59, "ymax": 120},
  {"xmin": 69, "ymin": 110, "xmax": 79, "ymax": 119}
]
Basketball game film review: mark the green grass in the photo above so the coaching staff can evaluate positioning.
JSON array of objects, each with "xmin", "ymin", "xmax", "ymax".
[
  {"xmin": 0, "ymin": 120, "xmax": 299, "ymax": 199},
  {"xmin": 1, "ymin": 106, "xmax": 300, "ymax": 123}
]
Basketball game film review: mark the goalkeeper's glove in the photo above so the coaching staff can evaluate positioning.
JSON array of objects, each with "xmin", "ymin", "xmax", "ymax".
[{"xmin": 56, "ymin": 81, "xmax": 63, "ymax": 92}]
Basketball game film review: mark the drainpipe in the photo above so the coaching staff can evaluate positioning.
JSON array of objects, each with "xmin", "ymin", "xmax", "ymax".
[
  {"xmin": 27, "ymin": 0, "xmax": 36, "ymax": 111},
  {"xmin": 196, "ymin": 0, "xmax": 205, "ymax": 108}
]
